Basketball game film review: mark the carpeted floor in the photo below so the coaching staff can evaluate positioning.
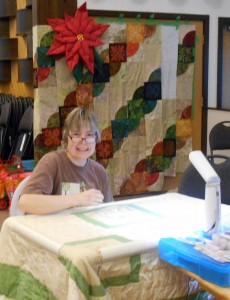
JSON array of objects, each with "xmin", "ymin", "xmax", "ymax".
[{"xmin": 0, "ymin": 210, "xmax": 8, "ymax": 230}]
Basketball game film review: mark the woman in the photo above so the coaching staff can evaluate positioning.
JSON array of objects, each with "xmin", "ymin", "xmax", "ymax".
[{"xmin": 19, "ymin": 107, "xmax": 113, "ymax": 214}]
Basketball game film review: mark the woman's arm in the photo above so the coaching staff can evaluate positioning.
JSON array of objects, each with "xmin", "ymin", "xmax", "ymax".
[{"xmin": 19, "ymin": 188, "xmax": 104, "ymax": 215}]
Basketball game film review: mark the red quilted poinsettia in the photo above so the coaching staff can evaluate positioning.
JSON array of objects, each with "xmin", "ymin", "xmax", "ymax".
[{"xmin": 46, "ymin": 2, "xmax": 109, "ymax": 73}]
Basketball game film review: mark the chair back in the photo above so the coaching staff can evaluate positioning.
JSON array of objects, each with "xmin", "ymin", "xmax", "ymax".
[
  {"xmin": 178, "ymin": 155, "xmax": 230, "ymax": 205},
  {"xmin": 9, "ymin": 176, "xmax": 30, "ymax": 216},
  {"xmin": 9, "ymin": 106, "xmax": 34, "ymax": 159},
  {"xmin": 209, "ymin": 121, "xmax": 230, "ymax": 155},
  {"xmin": 0, "ymin": 102, "xmax": 11, "ymax": 159}
]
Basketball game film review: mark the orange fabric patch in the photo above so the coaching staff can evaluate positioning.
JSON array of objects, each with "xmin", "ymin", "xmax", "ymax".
[
  {"xmin": 176, "ymin": 119, "xmax": 192, "ymax": 137},
  {"xmin": 126, "ymin": 23, "xmax": 145, "ymax": 43},
  {"xmin": 76, "ymin": 83, "xmax": 93, "ymax": 109}
]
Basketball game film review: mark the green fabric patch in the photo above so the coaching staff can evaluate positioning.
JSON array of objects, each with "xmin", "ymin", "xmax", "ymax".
[
  {"xmin": 149, "ymin": 68, "xmax": 161, "ymax": 82},
  {"xmin": 102, "ymin": 255, "xmax": 141, "ymax": 288},
  {"xmin": 59, "ymin": 255, "xmax": 141, "ymax": 299},
  {"xmin": 132, "ymin": 86, "xmax": 144, "ymax": 100},
  {"xmin": 178, "ymin": 45, "xmax": 195, "ymax": 64},
  {"xmin": 0, "ymin": 263, "xmax": 57, "ymax": 300},
  {"xmin": 59, "ymin": 256, "xmax": 106, "ymax": 299},
  {"xmin": 37, "ymin": 47, "xmax": 55, "ymax": 68},
  {"xmin": 93, "ymin": 83, "xmax": 105, "ymax": 97},
  {"xmin": 165, "ymin": 124, "xmax": 176, "ymax": 139},
  {"xmin": 115, "ymin": 106, "xmax": 128, "ymax": 120},
  {"xmin": 73, "ymin": 60, "xmax": 84, "ymax": 83},
  {"xmin": 144, "ymin": 100, "xmax": 157, "ymax": 114},
  {"xmin": 40, "ymin": 31, "xmax": 55, "ymax": 48},
  {"xmin": 127, "ymin": 99, "xmax": 145, "ymax": 119}
]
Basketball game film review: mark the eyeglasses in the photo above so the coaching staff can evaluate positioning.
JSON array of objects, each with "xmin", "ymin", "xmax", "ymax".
[{"xmin": 69, "ymin": 133, "xmax": 96, "ymax": 144}]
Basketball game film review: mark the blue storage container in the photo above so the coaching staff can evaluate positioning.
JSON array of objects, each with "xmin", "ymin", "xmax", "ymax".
[
  {"xmin": 159, "ymin": 237, "xmax": 230, "ymax": 287},
  {"xmin": 22, "ymin": 159, "xmax": 35, "ymax": 171}
]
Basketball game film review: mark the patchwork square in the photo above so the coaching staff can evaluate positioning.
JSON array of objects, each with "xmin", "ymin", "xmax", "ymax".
[
  {"xmin": 59, "ymin": 106, "xmax": 77, "ymax": 127},
  {"xmin": 109, "ymin": 43, "xmax": 127, "ymax": 62},
  {"xmin": 144, "ymin": 25, "xmax": 156, "ymax": 38},
  {"xmin": 37, "ymin": 67, "xmax": 51, "ymax": 83},
  {"xmin": 93, "ymin": 63, "xmax": 110, "ymax": 83},
  {"xmin": 127, "ymin": 99, "xmax": 145, "ymax": 120},
  {"xmin": 42, "ymin": 127, "xmax": 62, "ymax": 148},
  {"xmin": 101, "ymin": 126, "xmax": 113, "ymax": 140},
  {"xmin": 126, "ymin": 23, "xmax": 145, "ymax": 43},
  {"xmin": 76, "ymin": 83, "xmax": 93, "ymax": 108},
  {"xmin": 144, "ymin": 81, "xmax": 161, "ymax": 100},
  {"xmin": 37, "ymin": 47, "xmax": 55, "ymax": 67},
  {"xmin": 144, "ymin": 100, "xmax": 157, "ymax": 114},
  {"xmin": 128, "ymin": 118, "xmax": 140, "ymax": 132},
  {"xmin": 151, "ymin": 141, "xmax": 164, "ymax": 156},
  {"xmin": 109, "ymin": 62, "xmax": 122, "ymax": 77},
  {"xmin": 146, "ymin": 155, "xmax": 164, "ymax": 173},
  {"xmin": 96, "ymin": 140, "xmax": 113, "ymax": 159},
  {"xmin": 178, "ymin": 45, "xmax": 194, "ymax": 64},
  {"xmin": 64, "ymin": 91, "xmax": 77, "ymax": 107},
  {"xmin": 111, "ymin": 120, "xmax": 129, "ymax": 141},
  {"xmin": 176, "ymin": 119, "xmax": 192, "ymax": 137},
  {"xmin": 163, "ymin": 139, "xmax": 176, "ymax": 157}
]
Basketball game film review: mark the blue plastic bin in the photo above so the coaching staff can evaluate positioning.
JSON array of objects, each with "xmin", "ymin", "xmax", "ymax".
[
  {"xmin": 159, "ymin": 237, "xmax": 230, "ymax": 287},
  {"xmin": 22, "ymin": 160, "xmax": 35, "ymax": 171}
]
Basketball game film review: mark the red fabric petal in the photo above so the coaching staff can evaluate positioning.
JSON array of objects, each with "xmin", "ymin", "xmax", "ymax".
[
  {"xmin": 59, "ymin": 33, "xmax": 76, "ymax": 44},
  {"xmin": 66, "ymin": 18, "xmax": 79, "ymax": 35},
  {"xmin": 83, "ymin": 33, "xmax": 97, "ymax": 42},
  {"xmin": 77, "ymin": 2, "xmax": 87, "ymax": 12},
  {"xmin": 66, "ymin": 52, "xmax": 79, "ymax": 71},
  {"xmin": 46, "ymin": 40, "xmax": 66, "ymax": 55},
  {"xmin": 83, "ymin": 19, "xmax": 94, "ymax": 34},
  {"xmin": 84, "ymin": 35, "xmax": 103, "ymax": 47},
  {"xmin": 80, "ymin": 47, "xmax": 94, "ymax": 73},
  {"xmin": 66, "ymin": 42, "xmax": 81, "ymax": 60},
  {"xmin": 81, "ymin": 40, "xmax": 90, "ymax": 57},
  {"xmin": 46, "ymin": 2, "xmax": 109, "ymax": 74},
  {"xmin": 79, "ymin": 17, "xmax": 93, "ymax": 33},
  {"xmin": 46, "ymin": 18, "xmax": 66, "ymax": 32},
  {"xmin": 64, "ymin": 14, "xmax": 72, "ymax": 22},
  {"xmin": 86, "ymin": 40, "xmax": 103, "ymax": 47},
  {"xmin": 91, "ymin": 24, "xmax": 110, "ymax": 37},
  {"xmin": 74, "ymin": 6, "xmax": 88, "ymax": 27}
]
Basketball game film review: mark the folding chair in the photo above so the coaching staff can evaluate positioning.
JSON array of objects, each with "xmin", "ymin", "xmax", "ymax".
[
  {"xmin": 0, "ymin": 102, "xmax": 11, "ymax": 159},
  {"xmin": 9, "ymin": 176, "xmax": 30, "ymax": 216},
  {"xmin": 178, "ymin": 155, "xmax": 230, "ymax": 205},
  {"xmin": 209, "ymin": 121, "xmax": 230, "ymax": 156},
  {"xmin": 9, "ymin": 106, "xmax": 34, "ymax": 160}
]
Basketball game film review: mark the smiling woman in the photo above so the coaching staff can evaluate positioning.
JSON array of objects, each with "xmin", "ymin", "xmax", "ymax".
[{"xmin": 18, "ymin": 107, "xmax": 114, "ymax": 215}]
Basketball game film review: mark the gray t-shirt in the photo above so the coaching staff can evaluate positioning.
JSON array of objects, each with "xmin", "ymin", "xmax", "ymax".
[{"xmin": 22, "ymin": 150, "xmax": 113, "ymax": 203}]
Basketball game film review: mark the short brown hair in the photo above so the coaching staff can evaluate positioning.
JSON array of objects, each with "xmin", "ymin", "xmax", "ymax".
[{"xmin": 62, "ymin": 107, "xmax": 101, "ymax": 148}]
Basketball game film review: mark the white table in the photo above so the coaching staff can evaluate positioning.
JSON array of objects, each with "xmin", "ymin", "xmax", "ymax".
[{"xmin": 0, "ymin": 193, "xmax": 229, "ymax": 300}]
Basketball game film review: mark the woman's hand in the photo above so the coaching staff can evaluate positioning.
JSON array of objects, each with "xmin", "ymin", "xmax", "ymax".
[{"xmin": 76, "ymin": 189, "xmax": 104, "ymax": 207}]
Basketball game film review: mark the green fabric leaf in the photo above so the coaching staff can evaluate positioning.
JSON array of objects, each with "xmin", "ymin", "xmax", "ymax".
[{"xmin": 73, "ymin": 60, "xmax": 84, "ymax": 83}]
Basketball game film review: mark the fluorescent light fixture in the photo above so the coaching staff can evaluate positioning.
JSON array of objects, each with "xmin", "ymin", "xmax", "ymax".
[{"xmin": 189, "ymin": 150, "xmax": 221, "ymax": 234}]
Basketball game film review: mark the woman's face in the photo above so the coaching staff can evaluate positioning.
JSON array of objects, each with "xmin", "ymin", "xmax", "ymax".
[{"xmin": 66, "ymin": 122, "xmax": 96, "ymax": 166}]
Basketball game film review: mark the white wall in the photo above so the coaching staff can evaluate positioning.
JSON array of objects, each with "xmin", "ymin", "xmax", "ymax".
[{"xmin": 78, "ymin": 0, "xmax": 230, "ymax": 108}]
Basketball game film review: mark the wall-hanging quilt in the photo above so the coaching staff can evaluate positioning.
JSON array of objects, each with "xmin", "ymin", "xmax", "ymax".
[{"xmin": 32, "ymin": 3, "xmax": 195, "ymax": 196}]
